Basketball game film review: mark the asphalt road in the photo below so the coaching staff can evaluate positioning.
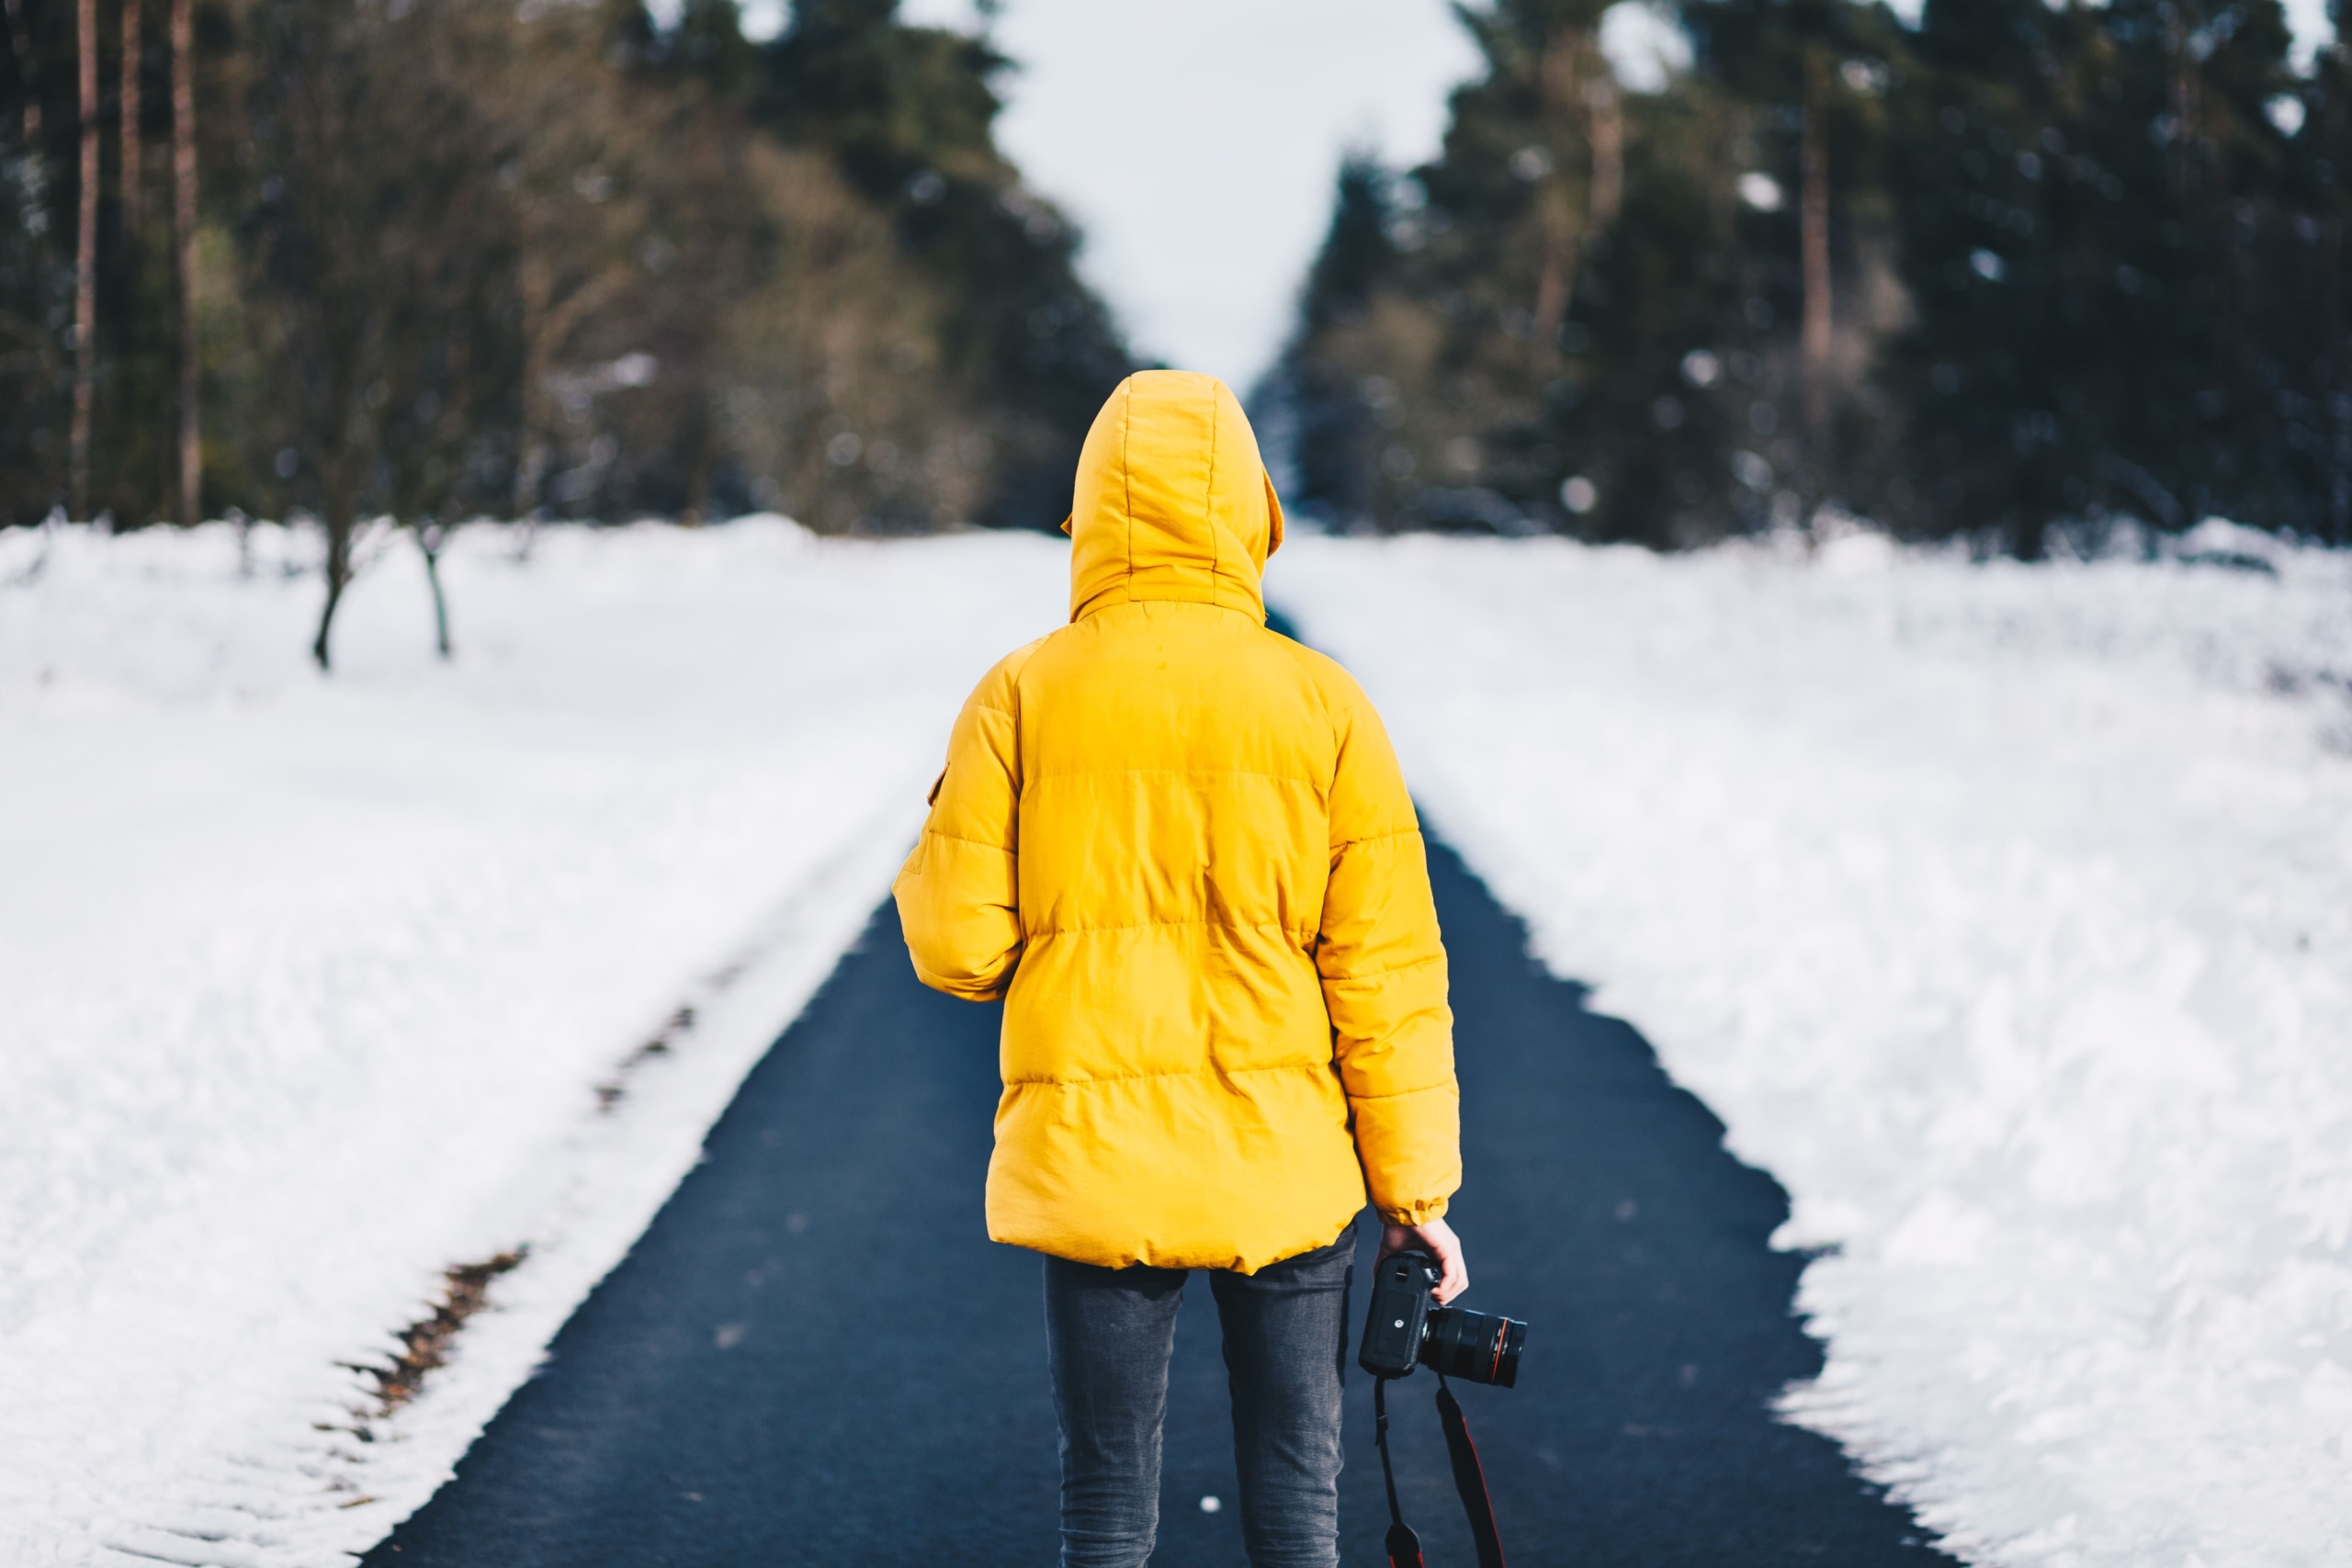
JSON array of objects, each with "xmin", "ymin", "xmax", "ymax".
[{"xmin": 367, "ymin": 838, "xmax": 1955, "ymax": 1566}]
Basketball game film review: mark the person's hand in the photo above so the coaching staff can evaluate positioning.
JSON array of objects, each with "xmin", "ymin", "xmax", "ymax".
[{"xmin": 1380, "ymin": 1215, "xmax": 1468, "ymax": 1305}]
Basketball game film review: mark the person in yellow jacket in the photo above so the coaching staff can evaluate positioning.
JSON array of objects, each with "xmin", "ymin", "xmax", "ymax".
[{"xmin": 895, "ymin": 369, "xmax": 1464, "ymax": 1568}]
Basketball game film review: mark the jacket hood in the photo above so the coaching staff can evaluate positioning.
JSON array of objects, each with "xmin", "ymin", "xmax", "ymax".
[{"xmin": 1062, "ymin": 371, "xmax": 1285, "ymax": 623}]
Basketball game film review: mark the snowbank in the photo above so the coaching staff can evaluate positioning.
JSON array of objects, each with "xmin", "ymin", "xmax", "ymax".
[
  {"xmin": 0, "ymin": 519, "xmax": 1066, "ymax": 1566},
  {"xmin": 1275, "ymin": 534, "xmax": 2352, "ymax": 1568}
]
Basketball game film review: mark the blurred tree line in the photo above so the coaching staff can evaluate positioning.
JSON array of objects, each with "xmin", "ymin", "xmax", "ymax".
[
  {"xmin": 0, "ymin": 0, "xmax": 1129, "ymax": 659},
  {"xmin": 1266, "ymin": 0, "xmax": 2352, "ymax": 552}
]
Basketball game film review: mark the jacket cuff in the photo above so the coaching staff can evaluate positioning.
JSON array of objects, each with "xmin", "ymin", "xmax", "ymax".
[
  {"xmin": 907, "ymin": 960, "xmax": 1004, "ymax": 1003},
  {"xmin": 1376, "ymin": 1195, "xmax": 1451, "ymax": 1227}
]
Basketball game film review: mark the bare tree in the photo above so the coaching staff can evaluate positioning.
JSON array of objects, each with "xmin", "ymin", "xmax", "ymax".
[
  {"xmin": 170, "ymin": 0, "xmax": 195, "ymax": 524},
  {"xmin": 247, "ymin": 0, "xmax": 552, "ymax": 664},
  {"xmin": 72, "ymin": 0, "xmax": 96, "ymax": 518},
  {"xmin": 243, "ymin": 0, "xmax": 395, "ymax": 666},
  {"xmin": 492, "ymin": 47, "xmax": 647, "ymax": 525},
  {"xmin": 513, "ymin": 254, "xmax": 630, "ymax": 519}
]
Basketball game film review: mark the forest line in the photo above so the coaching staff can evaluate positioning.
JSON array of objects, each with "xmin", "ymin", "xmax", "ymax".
[
  {"xmin": 1269, "ymin": 0, "xmax": 2352, "ymax": 553},
  {"xmin": 1, "ymin": 0, "xmax": 1131, "ymax": 658},
  {"xmin": 4, "ymin": 0, "xmax": 2346, "ymax": 662}
]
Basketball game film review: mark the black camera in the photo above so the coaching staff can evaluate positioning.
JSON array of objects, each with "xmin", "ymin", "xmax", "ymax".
[{"xmin": 1357, "ymin": 1247, "xmax": 1527, "ymax": 1387}]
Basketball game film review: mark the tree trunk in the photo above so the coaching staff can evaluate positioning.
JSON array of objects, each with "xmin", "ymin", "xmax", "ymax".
[
  {"xmin": 681, "ymin": 400, "xmax": 715, "ymax": 526},
  {"xmin": 512, "ymin": 253, "xmax": 626, "ymax": 529},
  {"xmin": 171, "ymin": 0, "xmax": 198, "ymax": 525},
  {"xmin": 1800, "ymin": 51, "xmax": 1833, "ymax": 446},
  {"xmin": 513, "ymin": 253, "xmax": 550, "ymax": 519},
  {"xmin": 416, "ymin": 523, "xmax": 451, "ymax": 659},
  {"xmin": 2330, "ymin": 214, "xmax": 2346, "ymax": 540},
  {"xmin": 312, "ymin": 503, "xmax": 353, "ymax": 671},
  {"xmin": 73, "ymin": 0, "xmax": 98, "ymax": 519},
  {"xmin": 119, "ymin": 0, "xmax": 138, "ymax": 239},
  {"xmin": 1529, "ymin": 28, "xmax": 1583, "ymax": 358},
  {"xmin": 2166, "ymin": 12, "xmax": 2198, "ymax": 201},
  {"xmin": 1586, "ymin": 78, "xmax": 1623, "ymax": 231}
]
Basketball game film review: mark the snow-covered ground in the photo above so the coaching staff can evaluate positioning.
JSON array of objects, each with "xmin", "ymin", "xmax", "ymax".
[
  {"xmin": 1276, "ymin": 528, "xmax": 2352, "ymax": 1568},
  {"xmin": 0, "ymin": 519, "xmax": 1066, "ymax": 1566},
  {"xmin": 9, "ymin": 518, "xmax": 2348, "ymax": 1568}
]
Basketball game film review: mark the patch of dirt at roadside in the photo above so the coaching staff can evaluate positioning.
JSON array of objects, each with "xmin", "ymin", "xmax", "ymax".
[
  {"xmin": 328, "ymin": 1248, "xmax": 530, "ymax": 1434},
  {"xmin": 594, "ymin": 1005, "xmax": 698, "ymax": 1111}
]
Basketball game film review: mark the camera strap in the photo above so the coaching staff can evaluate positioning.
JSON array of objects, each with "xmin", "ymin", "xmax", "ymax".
[
  {"xmin": 1372, "ymin": 1378, "xmax": 1426, "ymax": 1568},
  {"xmin": 1435, "ymin": 1374, "xmax": 1507, "ymax": 1568},
  {"xmin": 1370, "ymin": 1375, "xmax": 1508, "ymax": 1568}
]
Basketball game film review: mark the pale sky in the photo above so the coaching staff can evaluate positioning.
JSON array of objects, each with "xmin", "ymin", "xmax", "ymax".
[{"xmin": 898, "ymin": 0, "xmax": 1487, "ymax": 393}]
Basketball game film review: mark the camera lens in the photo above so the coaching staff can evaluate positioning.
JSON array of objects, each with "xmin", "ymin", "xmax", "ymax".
[{"xmin": 1419, "ymin": 1306, "xmax": 1527, "ymax": 1388}]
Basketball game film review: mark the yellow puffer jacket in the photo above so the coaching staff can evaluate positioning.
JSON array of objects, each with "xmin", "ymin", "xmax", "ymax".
[{"xmin": 893, "ymin": 370, "xmax": 1458, "ymax": 1273}]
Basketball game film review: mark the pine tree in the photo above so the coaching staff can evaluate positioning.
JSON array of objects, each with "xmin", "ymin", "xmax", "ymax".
[
  {"xmin": 1270, "ymin": 0, "xmax": 2339, "ymax": 550},
  {"xmin": 2286, "ymin": 18, "xmax": 2352, "ymax": 540},
  {"xmin": 71, "ymin": 0, "xmax": 93, "ymax": 516},
  {"xmin": 1684, "ymin": 0, "xmax": 1904, "ymax": 455},
  {"xmin": 1877, "ymin": 0, "xmax": 2313, "ymax": 548},
  {"xmin": 168, "ymin": 0, "xmax": 192, "ymax": 524},
  {"xmin": 1265, "ymin": 153, "xmax": 1403, "ymax": 527},
  {"xmin": 1272, "ymin": 0, "xmax": 1782, "ymax": 544},
  {"xmin": 0, "ymin": 0, "xmax": 70, "ymax": 525}
]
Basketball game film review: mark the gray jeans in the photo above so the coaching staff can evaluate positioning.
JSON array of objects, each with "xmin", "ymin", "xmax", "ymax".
[{"xmin": 1043, "ymin": 1222, "xmax": 1357, "ymax": 1568}]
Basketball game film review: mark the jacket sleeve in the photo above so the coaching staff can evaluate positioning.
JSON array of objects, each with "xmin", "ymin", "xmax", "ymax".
[
  {"xmin": 1316, "ymin": 678, "xmax": 1460, "ymax": 1226},
  {"xmin": 893, "ymin": 648, "xmax": 1031, "ymax": 1001}
]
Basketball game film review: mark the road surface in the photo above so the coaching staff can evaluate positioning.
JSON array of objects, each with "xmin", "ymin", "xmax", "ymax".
[{"xmin": 368, "ymin": 837, "xmax": 1951, "ymax": 1565}]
